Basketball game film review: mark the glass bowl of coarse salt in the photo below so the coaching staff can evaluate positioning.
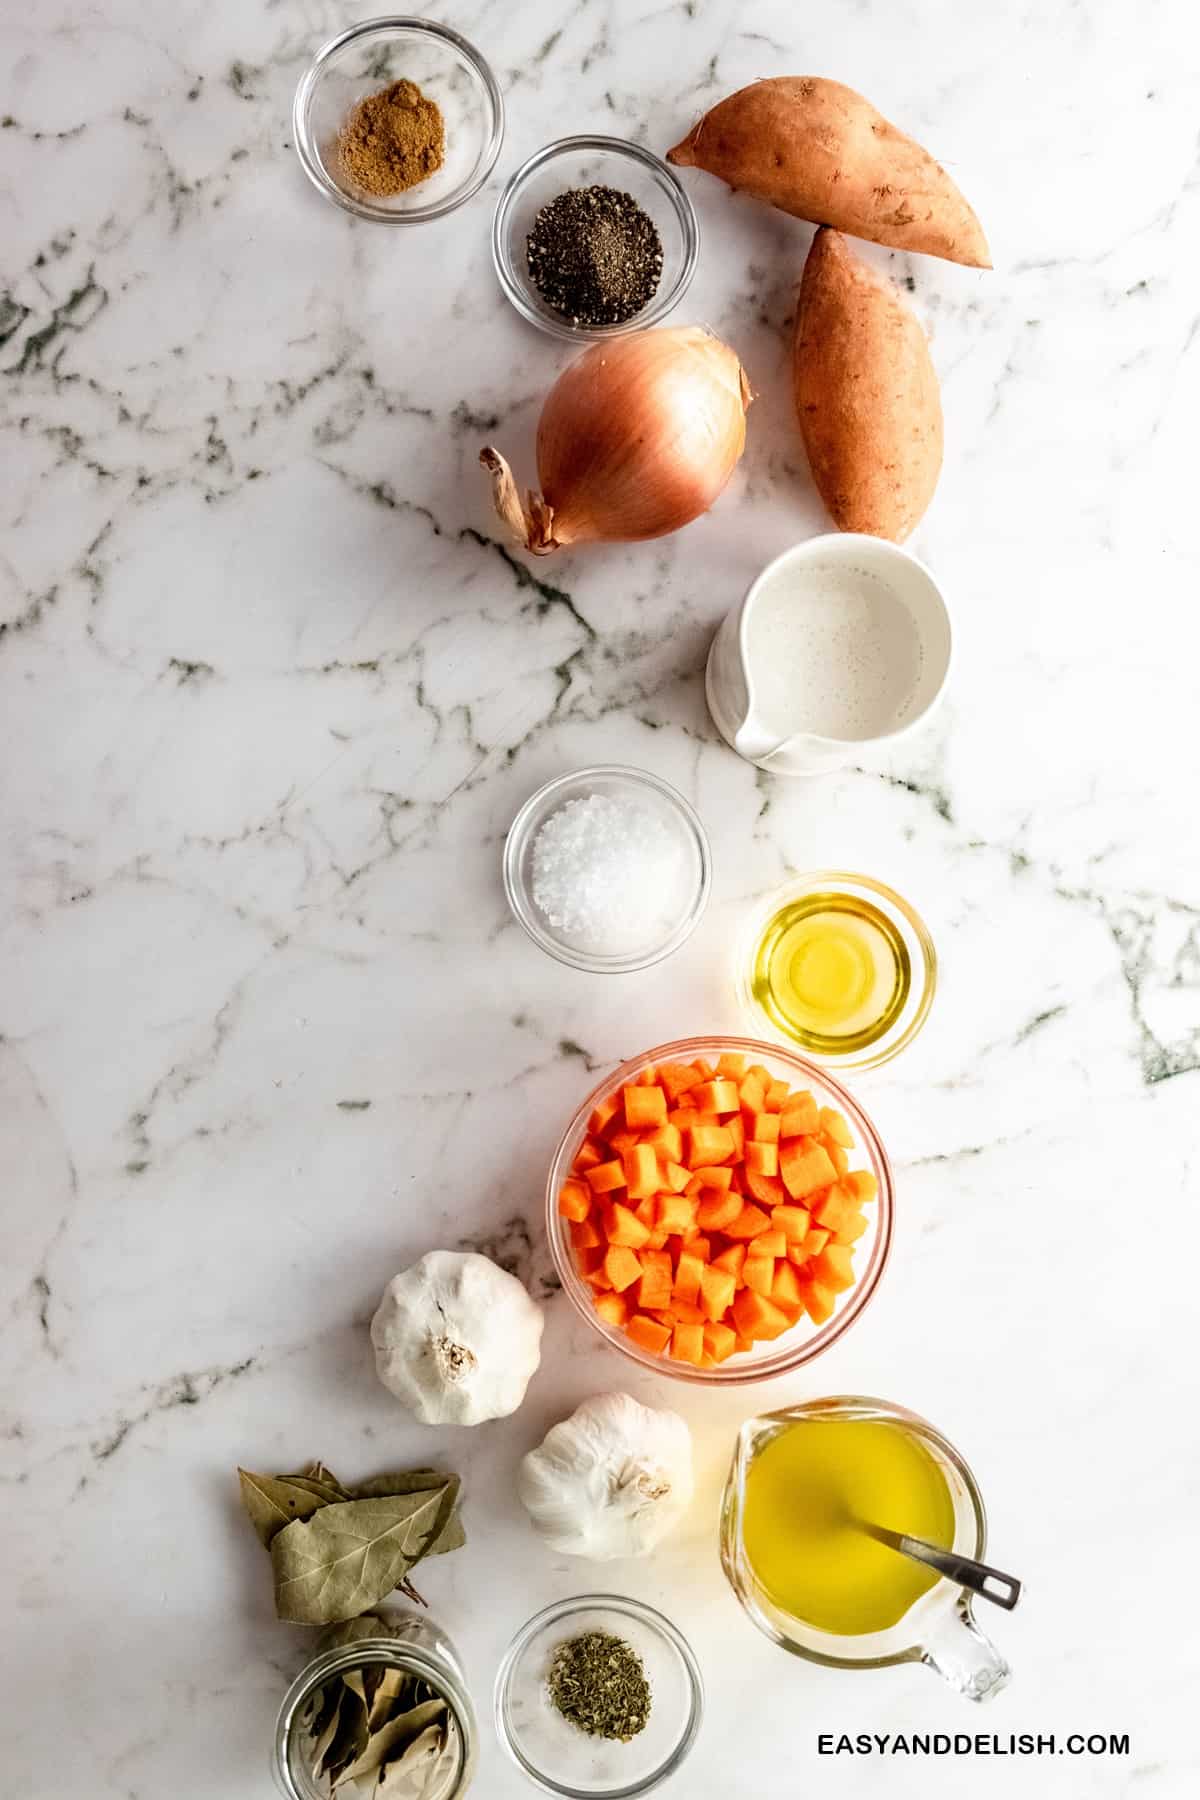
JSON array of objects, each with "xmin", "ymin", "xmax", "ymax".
[{"xmin": 503, "ymin": 767, "xmax": 711, "ymax": 973}]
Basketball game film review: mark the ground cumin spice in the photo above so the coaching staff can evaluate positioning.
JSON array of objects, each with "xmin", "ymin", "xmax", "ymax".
[{"xmin": 338, "ymin": 78, "xmax": 445, "ymax": 197}]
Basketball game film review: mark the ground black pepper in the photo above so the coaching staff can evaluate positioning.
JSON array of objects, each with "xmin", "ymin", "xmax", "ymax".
[
  {"xmin": 526, "ymin": 185, "xmax": 664, "ymax": 327},
  {"xmin": 547, "ymin": 1630, "xmax": 652, "ymax": 1742}
]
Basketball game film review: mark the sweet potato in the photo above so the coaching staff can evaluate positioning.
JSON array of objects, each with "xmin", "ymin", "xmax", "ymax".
[
  {"xmin": 667, "ymin": 77, "xmax": 989, "ymax": 268},
  {"xmin": 793, "ymin": 228, "xmax": 942, "ymax": 542}
]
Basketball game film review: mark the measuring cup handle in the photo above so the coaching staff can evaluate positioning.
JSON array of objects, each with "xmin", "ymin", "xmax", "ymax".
[{"xmin": 921, "ymin": 1598, "xmax": 1012, "ymax": 1703}]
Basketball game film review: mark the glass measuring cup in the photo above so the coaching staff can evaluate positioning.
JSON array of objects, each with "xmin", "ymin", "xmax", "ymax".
[{"xmin": 720, "ymin": 1396, "xmax": 1011, "ymax": 1702}]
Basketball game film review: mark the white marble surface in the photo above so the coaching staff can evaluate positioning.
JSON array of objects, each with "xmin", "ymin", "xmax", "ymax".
[{"xmin": 3, "ymin": 1, "xmax": 1198, "ymax": 1794}]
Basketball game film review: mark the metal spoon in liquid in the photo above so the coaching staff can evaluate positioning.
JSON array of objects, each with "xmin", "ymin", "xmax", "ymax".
[{"xmin": 859, "ymin": 1521, "xmax": 1022, "ymax": 1611}]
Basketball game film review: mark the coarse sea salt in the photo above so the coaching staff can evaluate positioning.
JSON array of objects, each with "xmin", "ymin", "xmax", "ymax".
[{"xmin": 531, "ymin": 792, "xmax": 691, "ymax": 951}]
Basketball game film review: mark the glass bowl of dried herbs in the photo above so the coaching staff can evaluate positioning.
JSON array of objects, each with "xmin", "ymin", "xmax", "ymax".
[
  {"xmin": 293, "ymin": 17, "xmax": 504, "ymax": 223},
  {"xmin": 494, "ymin": 1594, "xmax": 703, "ymax": 1796},
  {"xmin": 492, "ymin": 137, "xmax": 699, "ymax": 340}
]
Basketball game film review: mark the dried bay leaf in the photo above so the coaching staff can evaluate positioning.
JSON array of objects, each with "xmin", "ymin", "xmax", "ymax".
[
  {"xmin": 322, "ymin": 1684, "xmax": 369, "ymax": 1783},
  {"xmin": 374, "ymin": 1723, "xmax": 452, "ymax": 1798},
  {"xmin": 238, "ymin": 1468, "xmax": 350, "ymax": 1546},
  {"xmin": 333, "ymin": 1701, "xmax": 446, "ymax": 1789},
  {"xmin": 271, "ymin": 1487, "xmax": 458, "ymax": 1625},
  {"xmin": 366, "ymin": 1667, "xmax": 408, "ymax": 1729}
]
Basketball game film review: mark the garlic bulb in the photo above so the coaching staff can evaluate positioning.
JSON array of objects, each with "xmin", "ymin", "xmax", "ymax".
[
  {"xmin": 518, "ymin": 1392, "xmax": 693, "ymax": 1559},
  {"xmin": 371, "ymin": 1250, "xmax": 544, "ymax": 1426}
]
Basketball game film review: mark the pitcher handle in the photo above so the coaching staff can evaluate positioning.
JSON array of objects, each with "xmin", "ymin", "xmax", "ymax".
[{"xmin": 921, "ymin": 1598, "xmax": 1011, "ymax": 1703}]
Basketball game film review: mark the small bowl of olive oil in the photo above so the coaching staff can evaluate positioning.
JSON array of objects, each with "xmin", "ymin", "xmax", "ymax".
[{"xmin": 739, "ymin": 872, "xmax": 936, "ymax": 1071}]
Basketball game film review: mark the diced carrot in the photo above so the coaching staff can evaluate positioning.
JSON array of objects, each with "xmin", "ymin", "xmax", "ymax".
[
  {"xmin": 771, "ymin": 1204, "xmax": 811, "ymax": 1242},
  {"xmin": 722, "ymin": 1203, "xmax": 772, "ymax": 1240},
  {"xmin": 812, "ymin": 1244, "xmax": 856, "ymax": 1292},
  {"xmin": 671, "ymin": 1297, "xmax": 706, "ymax": 1324},
  {"xmin": 576, "ymin": 1245, "xmax": 604, "ymax": 1274},
  {"xmin": 643, "ymin": 1228, "xmax": 670, "ymax": 1250},
  {"xmin": 729, "ymin": 1163, "xmax": 747, "ymax": 1196},
  {"xmin": 570, "ymin": 1216, "xmax": 603, "ymax": 1251},
  {"xmin": 827, "ymin": 1142, "xmax": 849, "ymax": 1176},
  {"xmin": 607, "ymin": 1128, "xmax": 640, "ymax": 1154},
  {"xmin": 812, "ymin": 1184, "xmax": 859, "ymax": 1236},
  {"xmin": 685, "ymin": 1164, "xmax": 733, "ymax": 1194},
  {"xmin": 711, "ymin": 1242, "xmax": 747, "ymax": 1279},
  {"xmin": 626, "ymin": 1314, "xmax": 672, "ymax": 1355},
  {"xmin": 584, "ymin": 1264, "xmax": 614, "ymax": 1291},
  {"xmin": 572, "ymin": 1138, "xmax": 604, "ymax": 1172},
  {"xmin": 744, "ymin": 1167, "xmax": 787, "ymax": 1210},
  {"xmin": 699, "ymin": 1350, "xmax": 718, "ymax": 1368},
  {"xmin": 656, "ymin": 1193, "xmax": 698, "ymax": 1234},
  {"xmin": 732, "ymin": 1289, "xmax": 791, "ymax": 1340},
  {"xmin": 846, "ymin": 1169, "xmax": 879, "ymax": 1205},
  {"xmin": 835, "ymin": 1209, "xmax": 869, "ymax": 1245},
  {"xmin": 752, "ymin": 1112, "xmax": 781, "ymax": 1145},
  {"xmin": 738, "ymin": 1072, "xmax": 767, "ymax": 1117},
  {"xmin": 726, "ymin": 1113, "xmax": 746, "ymax": 1160},
  {"xmin": 771, "ymin": 1259, "xmax": 805, "ymax": 1313},
  {"xmin": 797, "ymin": 1276, "xmax": 836, "ymax": 1325},
  {"xmin": 659, "ymin": 1061, "xmax": 703, "ymax": 1102},
  {"xmin": 623, "ymin": 1083, "xmax": 667, "ymax": 1129},
  {"xmin": 681, "ymin": 1233, "xmax": 712, "ymax": 1262},
  {"xmin": 689, "ymin": 1123, "xmax": 735, "ymax": 1166},
  {"xmin": 692, "ymin": 1078, "xmax": 740, "ymax": 1115},
  {"xmin": 671, "ymin": 1322, "xmax": 705, "ymax": 1365},
  {"xmin": 699, "ymin": 1264, "xmax": 737, "ymax": 1321},
  {"xmin": 633, "ymin": 1196, "xmax": 657, "ymax": 1230},
  {"xmin": 703, "ymin": 1320, "xmax": 738, "ymax": 1362},
  {"xmin": 635, "ymin": 1063, "xmax": 660, "ymax": 1086},
  {"xmin": 785, "ymin": 1243, "xmax": 810, "ymax": 1267},
  {"xmin": 819, "ymin": 1106, "xmax": 854, "ymax": 1148},
  {"xmin": 765, "ymin": 1078, "xmax": 790, "ymax": 1112},
  {"xmin": 746, "ymin": 1229, "xmax": 788, "ymax": 1259},
  {"xmin": 745, "ymin": 1139, "xmax": 778, "ymax": 1178},
  {"xmin": 696, "ymin": 1190, "xmax": 743, "ymax": 1231},
  {"xmin": 586, "ymin": 1160, "xmax": 626, "ymax": 1195},
  {"xmin": 622, "ymin": 1143, "xmax": 659, "ymax": 1200},
  {"xmin": 802, "ymin": 1228, "xmax": 830, "ymax": 1256},
  {"xmin": 595, "ymin": 1291, "xmax": 629, "ymax": 1327},
  {"xmin": 675, "ymin": 1249, "xmax": 705, "ymax": 1305},
  {"xmin": 662, "ymin": 1160, "xmax": 692, "ymax": 1194},
  {"xmin": 780, "ymin": 1140, "xmax": 838, "ymax": 1200},
  {"xmin": 642, "ymin": 1122, "xmax": 683, "ymax": 1163},
  {"xmin": 779, "ymin": 1092, "xmax": 820, "ymax": 1137},
  {"xmin": 604, "ymin": 1203, "xmax": 650, "ymax": 1249},
  {"xmin": 716, "ymin": 1051, "xmax": 747, "ymax": 1078},
  {"xmin": 603, "ymin": 1245, "xmax": 643, "ymax": 1292},
  {"xmin": 637, "ymin": 1257, "xmax": 673, "ymax": 1312},
  {"xmin": 588, "ymin": 1093, "xmax": 622, "ymax": 1138},
  {"xmin": 558, "ymin": 1179, "xmax": 592, "ymax": 1222},
  {"xmin": 742, "ymin": 1255, "xmax": 775, "ymax": 1296}
]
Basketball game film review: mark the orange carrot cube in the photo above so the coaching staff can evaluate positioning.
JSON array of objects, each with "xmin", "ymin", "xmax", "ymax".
[
  {"xmin": 604, "ymin": 1203, "xmax": 650, "ymax": 1249},
  {"xmin": 779, "ymin": 1092, "xmax": 820, "ymax": 1138},
  {"xmin": 745, "ymin": 1229, "xmax": 787, "ymax": 1259},
  {"xmin": 603, "ymin": 1245, "xmax": 643, "ymax": 1292},
  {"xmin": 659, "ymin": 1061, "xmax": 703, "ymax": 1102},
  {"xmin": 764, "ymin": 1079, "xmax": 790, "ymax": 1113},
  {"xmin": 711, "ymin": 1242, "xmax": 747, "ymax": 1279},
  {"xmin": 588, "ymin": 1093, "xmax": 621, "ymax": 1138},
  {"xmin": 656, "ymin": 1193, "xmax": 698, "ymax": 1234},
  {"xmin": 696, "ymin": 1190, "xmax": 743, "ymax": 1232},
  {"xmin": 570, "ymin": 1216, "xmax": 602, "ymax": 1251},
  {"xmin": 742, "ymin": 1255, "xmax": 775, "ymax": 1297},
  {"xmin": 558, "ymin": 1179, "xmax": 593, "ymax": 1222},
  {"xmin": 780, "ymin": 1140, "xmax": 838, "ymax": 1200},
  {"xmin": 819, "ymin": 1106, "xmax": 854, "ymax": 1148},
  {"xmin": 623, "ymin": 1084, "xmax": 667, "ymax": 1130},
  {"xmin": 692, "ymin": 1078, "xmax": 740, "ymax": 1115},
  {"xmin": 752, "ymin": 1112, "xmax": 781, "ymax": 1145},
  {"xmin": 586, "ymin": 1160, "xmax": 626, "ymax": 1195},
  {"xmin": 670, "ymin": 1322, "xmax": 705, "ymax": 1365},
  {"xmin": 771, "ymin": 1204, "xmax": 811, "ymax": 1241},
  {"xmin": 846, "ymin": 1169, "xmax": 879, "ymax": 1205},
  {"xmin": 716, "ymin": 1052, "xmax": 747, "ymax": 1078},
  {"xmin": 688, "ymin": 1123, "xmax": 735, "ymax": 1166},
  {"xmin": 674, "ymin": 1249, "xmax": 705, "ymax": 1305},
  {"xmin": 699, "ymin": 1264, "xmax": 737, "ymax": 1321},
  {"xmin": 626, "ymin": 1313, "xmax": 672, "ymax": 1355},
  {"xmin": 797, "ymin": 1277, "xmax": 836, "ymax": 1324},
  {"xmin": 703, "ymin": 1320, "xmax": 738, "ymax": 1362},
  {"xmin": 572, "ymin": 1138, "xmax": 604, "ymax": 1172},
  {"xmin": 622, "ymin": 1143, "xmax": 660, "ymax": 1200},
  {"xmin": 595, "ymin": 1291, "xmax": 629, "ymax": 1327},
  {"xmin": 745, "ymin": 1140, "xmax": 779, "ymax": 1178},
  {"xmin": 812, "ymin": 1244, "xmax": 856, "ymax": 1292},
  {"xmin": 723, "ymin": 1203, "xmax": 771, "ymax": 1240}
]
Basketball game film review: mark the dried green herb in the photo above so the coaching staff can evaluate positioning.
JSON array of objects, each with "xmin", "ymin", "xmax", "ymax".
[
  {"xmin": 547, "ymin": 1631, "xmax": 651, "ymax": 1742},
  {"xmin": 237, "ymin": 1463, "xmax": 464, "ymax": 1625}
]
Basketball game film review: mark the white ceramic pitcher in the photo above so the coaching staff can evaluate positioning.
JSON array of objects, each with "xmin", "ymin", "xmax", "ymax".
[{"xmin": 705, "ymin": 534, "xmax": 953, "ymax": 776}]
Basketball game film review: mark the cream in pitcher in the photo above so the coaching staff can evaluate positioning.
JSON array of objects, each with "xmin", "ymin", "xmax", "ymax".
[{"xmin": 705, "ymin": 534, "xmax": 953, "ymax": 775}]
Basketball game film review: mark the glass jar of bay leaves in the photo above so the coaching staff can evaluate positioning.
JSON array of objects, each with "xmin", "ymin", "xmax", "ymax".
[{"xmin": 273, "ymin": 1613, "xmax": 478, "ymax": 1800}]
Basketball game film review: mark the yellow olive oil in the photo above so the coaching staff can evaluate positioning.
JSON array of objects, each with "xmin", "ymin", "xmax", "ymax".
[
  {"xmin": 741, "ymin": 1417, "xmax": 956, "ymax": 1636},
  {"xmin": 750, "ymin": 890, "xmax": 910, "ymax": 1053}
]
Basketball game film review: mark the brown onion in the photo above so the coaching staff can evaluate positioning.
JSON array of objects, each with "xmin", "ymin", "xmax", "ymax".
[{"xmin": 480, "ymin": 326, "xmax": 752, "ymax": 555}]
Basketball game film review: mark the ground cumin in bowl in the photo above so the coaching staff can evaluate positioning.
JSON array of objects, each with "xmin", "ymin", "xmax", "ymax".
[{"xmin": 293, "ymin": 17, "xmax": 504, "ymax": 223}]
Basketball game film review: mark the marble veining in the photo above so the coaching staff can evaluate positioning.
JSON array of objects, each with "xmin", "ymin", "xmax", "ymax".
[{"xmin": 2, "ymin": 1, "xmax": 1198, "ymax": 1795}]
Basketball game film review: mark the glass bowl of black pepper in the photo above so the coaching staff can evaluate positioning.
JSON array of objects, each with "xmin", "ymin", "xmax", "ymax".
[
  {"xmin": 492, "ymin": 136, "xmax": 699, "ymax": 340},
  {"xmin": 494, "ymin": 1594, "xmax": 704, "ymax": 1797}
]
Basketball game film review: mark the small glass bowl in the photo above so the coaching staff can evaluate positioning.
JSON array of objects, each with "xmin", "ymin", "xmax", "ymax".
[
  {"xmin": 494, "ymin": 1594, "xmax": 703, "ymax": 1798},
  {"xmin": 492, "ymin": 136, "xmax": 698, "ymax": 340},
  {"xmin": 547, "ymin": 1035, "xmax": 893, "ymax": 1384},
  {"xmin": 503, "ymin": 766, "xmax": 711, "ymax": 973},
  {"xmin": 292, "ymin": 16, "xmax": 504, "ymax": 223},
  {"xmin": 273, "ymin": 1616, "xmax": 477, "ymax": 1800},
  {"xmin": 737, "ymin": 872, "xmax": 937, "ymax": 1072}
]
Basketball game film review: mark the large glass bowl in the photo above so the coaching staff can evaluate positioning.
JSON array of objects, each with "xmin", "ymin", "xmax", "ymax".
[
  {"xmin": 545, "ymin": 1035, "xmax": 893, "ymax": 1384},
  {"xmin": 492, "ymin": 136, "xmax": 698, "ymax": 341}
]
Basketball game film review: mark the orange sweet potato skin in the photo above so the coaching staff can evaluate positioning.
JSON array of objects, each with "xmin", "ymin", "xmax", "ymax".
[
  {"xmin": 667, "ymin": 77, "xmax": 990, "ymax": 270},
  {"xmin": 793, "ymin": 228, "xmax": 943, "ymax": 543}
]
